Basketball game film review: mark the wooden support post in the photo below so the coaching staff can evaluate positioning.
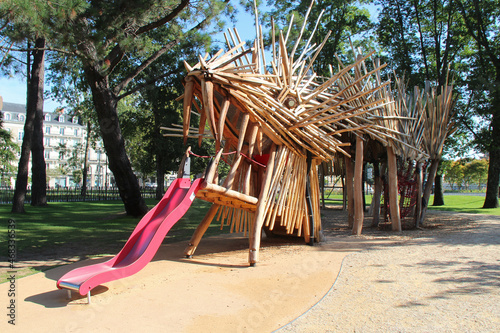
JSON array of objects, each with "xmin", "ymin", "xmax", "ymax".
[
  {"xmin": 387, "ymin": 146, "xmax": 401, "ymax": 231},
  {"xmin": 249, "ymin": 144, "xmax": 277, "ymax": 266},
  {"xmin": 352, "ymin": 136, "xmax": 364, "ymax": 235},
  {"xmin": 344, "ymin": 153, "xmax": 354, "ymax": 228},
  {"xmin": 184, "ymin": 204, "xmax": 221, "ymax": 257},
  {"xmin": 371, "ymin": 162, "xmax": 382, "ymax": 227},
  {"xmin": 414, "ymin": 161, "xmax": 423, "ymax": 228}
]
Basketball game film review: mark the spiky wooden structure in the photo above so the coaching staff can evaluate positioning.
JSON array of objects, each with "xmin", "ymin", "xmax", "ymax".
[{"xmin": 163, "ymin": 2, "xmax": 410, "ymax": 264}]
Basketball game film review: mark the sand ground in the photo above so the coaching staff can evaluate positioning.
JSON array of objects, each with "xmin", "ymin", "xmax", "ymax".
[{"xmin": 1, "ymin": 209, "xmax": 498, "ymax": 332}]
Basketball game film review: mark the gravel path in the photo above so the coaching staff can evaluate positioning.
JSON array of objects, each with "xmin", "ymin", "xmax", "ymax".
[{"xmin": 277, "ymin": 211, "xmax": 500, "ymax": 332}]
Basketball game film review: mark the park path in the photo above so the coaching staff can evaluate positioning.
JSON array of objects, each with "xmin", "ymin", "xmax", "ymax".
[{"xmin": 277, "ymin": 211, "xmax": 500, "ymax": 332}]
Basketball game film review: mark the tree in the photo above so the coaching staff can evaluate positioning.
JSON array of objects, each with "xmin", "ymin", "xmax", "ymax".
[
  {"xmin": 1, "ymin": 1, "xmax": 50, "ymax": 211},
  {"xmin": 463, "ymin": 158, "xmax": 488, "ymax": 190},
  {"xmin": 444, "ymin": 160, "xmax": 464, "ymax": 190},
  {"xmin": 0, "ymin": 117, "xmax": 19, "ymax": 186},
  {"xmin": 376, "ymin": 0, "xmax": 468, "ymax": 209},
  {"xmin": 456, "ymin": 0, "xmax": 500, "ymax": 208},
  {"xmin": 42, "ymin": 0, "xmax": 232, "ymax": 216}
]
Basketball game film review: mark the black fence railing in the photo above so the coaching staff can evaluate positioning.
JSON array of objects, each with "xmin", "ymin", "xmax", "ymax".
[{"xmin": 0, "ymin": 186, "xmax": 157, "ymax": 204}]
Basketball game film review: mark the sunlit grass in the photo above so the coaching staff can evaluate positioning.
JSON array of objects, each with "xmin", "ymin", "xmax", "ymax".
[
  {"xmin": 0, "ymin": 198, "xmax": 215, "ymax": 260},
  {"xmin": 428, "ymin": 195, "xmax": 500, "ymax": 215}
]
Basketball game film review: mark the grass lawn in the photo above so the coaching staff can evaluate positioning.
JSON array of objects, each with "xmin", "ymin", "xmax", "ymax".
[
  {"xmin": 1, "ymin": 193, "xmax": 498, "ymax": 282},
  {"xmin": 0, "ymin": 198, "xmax": 218, "ymax": 280},
  {"xmin": 428, "ymin": 195, "xmax": 500, "ymax": 215},
  {"xmin": 322, "ymin": 194, "xmax": 500, "ymax": 215}
]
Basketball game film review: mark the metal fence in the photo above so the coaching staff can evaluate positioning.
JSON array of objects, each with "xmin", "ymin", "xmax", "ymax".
[{"xmin": 0, "ymin": 186, "xmax": 157, "ymax": 204}]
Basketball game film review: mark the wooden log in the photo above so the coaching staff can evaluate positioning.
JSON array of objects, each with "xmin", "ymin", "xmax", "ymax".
[
  {"xmin": 352, "ymin": 136, "xmax": 364, "ymax": 235},
  {"xmin": 414, "ymin": 161, "xmax": 423, "ymax": 228},
  {"xmin": 183, "ymin": 77, "xmax": 195, "ymax": 145},
  {"xmin": 344, "ymin": 152, "xmax": 354, "ymax": 228},
  {"xmin": 387, "ymin": 145, "xmax": 401, "ymax": 231},
  {"xmin": 249, "ymin": 143, "xmax": 277, "ymax": 265},
  {"xmin": 198, "ymin": 181, "xmax": 258, "ymax": 207},
  {"xmin": 370, "ymin": 162, "xmax": 383, "ymax": 227},
  {"xmin": 201, "ymin": 78, "xmax": 218, "ymax": 139},
  {"xmin": 184, "ymin": 204, "xmax": 220, "ymax": 257},
  {"xmin": 177, "ymin": 147, "xmax": 191, "ymax": 178},
  {"xmin": 205, "ymin": 149, "xmax": 223, "ymax": 184}
]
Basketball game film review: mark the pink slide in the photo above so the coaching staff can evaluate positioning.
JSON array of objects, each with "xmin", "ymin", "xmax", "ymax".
[{"xmin": 57, "ymin": 176, "xmax": 203, "ymax": 299}]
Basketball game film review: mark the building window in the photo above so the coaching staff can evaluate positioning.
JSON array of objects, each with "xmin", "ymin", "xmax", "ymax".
[
  {"xmin": 45, "ymin": 137, "xmax": 50, "ymax": 146},
  {"xmin": 4, "ymin": 112, "xmax": 11, "ymax": 120},
  {"xmin": 72, "ymin": 117, "xmax": 78, "ymax": 124},
  {"xmin": 18, "ymin": 114, "xmax": 25, "ymax": 122},
  {"xmin": 18, "ymin": 131, "xmax": 24, "ymax": 140},
  {"xmin": 60, "ymin": 138, "xmax": 65, "ymax": 145},
  {"xmin": 44, "ymin": 151, "xmax": 50, "ymax": 159},
  {"xmin": 59, "ymin": 115, "xmax": 65, "ymax": 122},
  {"xmin": 45, "ymin": 126, "xmax": 51, "ymax": 134},
  {"xmin": 74, "ymin": 129, "xmax": 78, "ymax": 136},
  {"xmin": 44, "ymin": 114, "xmax": 51, "ymax": 121},
  {"xmin": 60, "ymin": 128, "xmax": 64, "ymax": 135}
]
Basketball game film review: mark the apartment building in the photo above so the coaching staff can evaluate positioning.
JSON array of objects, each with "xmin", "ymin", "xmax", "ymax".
[{"xmin": 1, "ymin": 101, "xmax": 112, "ymax": 188}]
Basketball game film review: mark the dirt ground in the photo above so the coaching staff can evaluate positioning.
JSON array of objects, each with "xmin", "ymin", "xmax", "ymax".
[{"xmin": 1, "ymin": 208, "xmax": 499, "ymax": 332}]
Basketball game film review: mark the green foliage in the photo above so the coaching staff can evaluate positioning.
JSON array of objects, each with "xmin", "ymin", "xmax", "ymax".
[{"xmin": 0, "ymin": 119, "xmax": 19, "ymax": 186}]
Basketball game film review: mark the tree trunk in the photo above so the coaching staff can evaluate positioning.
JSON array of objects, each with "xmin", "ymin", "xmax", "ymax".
[
  {"xmin": 420, "ymin": 158, "xmax": 440, "ymax": 224},
  {"xmin": 483, "ymin": 82, "xmax": 500, "ymax": 208},
  {"xmin": 352, "ymin": 136, "xmax": 364, "ymax": 235},
  {"xmin": 83, "ymin": 66, "xmax": 148, "ymax": 217},
  {"xmin": 432, "ymin": 166, "xmax": 445, "ymax": 206},
  {"xmin": 371, "ymin": 162, "xmax": 382, "ymax": 227},
  {"xmin": 387, "ymin": 146, "xmax": 401, "ymax": 231},
  {"xmin": 12, "ymin": 41, "xmax": 35, "ymax": 213},
  {"xmin": 81, "ymin": 121, "xmax": 91, "ymax": 197},
  {"xmin": 30, "ymin": 37, "xmax": 48, "ymax": 207}
]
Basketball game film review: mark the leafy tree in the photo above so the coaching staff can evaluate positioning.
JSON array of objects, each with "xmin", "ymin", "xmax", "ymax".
[
  {"xmin": 376, "ymin": 0, "xmax": 469, "ymax": 209},
  {"xmin": 463, "ymin": 158, "xmax": 488, "ymax": 190},
  {"xmin": 443, "ymin": 160, "xmax": 464, "ymax": 190},
  {"xmin": 43, "ymin": 0, "xmax": 232, "ymax": 216},
  {"xmin": 455, "ymin": 0, "xmax": 500, "ymax": 208},
  {"xmin": 0, "ymin": 117, "xmax": 19, "ymax": 186},
  {"xmin": 0, "ymin": 1, "xmax": 50, "ymax": 211}
]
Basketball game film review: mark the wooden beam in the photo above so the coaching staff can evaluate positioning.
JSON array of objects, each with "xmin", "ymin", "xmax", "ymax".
[
  {"xmin": 387, "ymin": 145, "xmax": 401, "ymax": 231},
  {"xmin": 344, "ymin": 153, "xmax": 354, "ymax": 228},
  {"xmin": 249, "ymin": 143, "xmax": 277, "ymax": 266},
  {"xmin": 352, "ymin": 136, "xmax": 364, "ymax": 235}
]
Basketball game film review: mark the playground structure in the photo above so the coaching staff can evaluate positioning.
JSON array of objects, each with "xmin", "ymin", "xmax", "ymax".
[{"xmin": 57, "ymin": 1, "xmax": 456, "ymax": 302}]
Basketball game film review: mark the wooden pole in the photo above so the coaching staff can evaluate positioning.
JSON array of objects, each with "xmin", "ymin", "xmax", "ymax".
[
  {"xmin": 414, "ymin": 161, "xmax": 423, "ymax": 228},
  {"xmin": 184, "ymin": 204, "xmax": 220, "ymax": 257},
  {"xmin": 249, "ymin": 143, "xmax": 277, "ymax": 266},
  {"xmin": 387, "ymin": 145, "xmax": 401, "ymax": 231},
  {"xmin": 371, "ymin": 162, "xmax": 382, "ymax": 227},
  {"xmin": 352, "ymin": 136, "xmax": 364, "ymax": 235},
  {"xmin": 344, "ymin": 153, "xmax": 354, "ymax": 228}
]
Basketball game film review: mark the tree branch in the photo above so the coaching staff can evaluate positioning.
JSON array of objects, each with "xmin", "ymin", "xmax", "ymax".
[
  {"xmin": 113, "ymin": 39, "xmax": 179, "ymax": 96},
  {"xmin": 135, "ymin": 0, "xmax": 191, "ymax": 35},
  {"xmin": 116, "ymin": 68, "xmax": 179, "ymax": 100}
]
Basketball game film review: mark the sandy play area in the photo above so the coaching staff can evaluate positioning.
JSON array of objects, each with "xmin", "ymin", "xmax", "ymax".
[{"xmin": 1, "ymin": 209, "xmax": 499, "ymax": 332}]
